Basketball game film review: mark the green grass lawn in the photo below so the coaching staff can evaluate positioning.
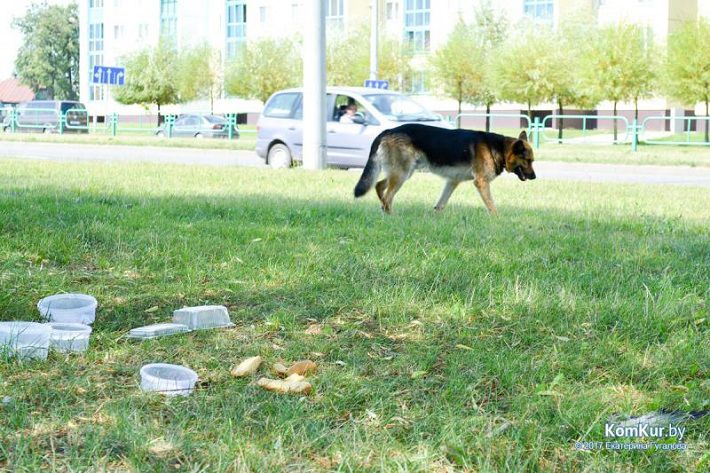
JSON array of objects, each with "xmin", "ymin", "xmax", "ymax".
[{"xmin": 0, "ymin": 160, "xmax": 708, "ymax": 472}]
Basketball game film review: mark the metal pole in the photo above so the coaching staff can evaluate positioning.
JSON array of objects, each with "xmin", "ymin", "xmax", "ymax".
[
  {"xmin": 370, "ymin": 0, "xmax": 378, "ymax": 80},
  {"xmin": 533, "ymin": 117, "xmax": 541, "ymax": 149},
  {"xmin": 303, "ymin": 0, "xmax": 327, "ymax": 169}
]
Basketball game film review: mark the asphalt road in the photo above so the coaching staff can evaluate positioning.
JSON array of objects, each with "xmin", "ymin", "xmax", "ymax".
[
  {"xmin": 0, "ymin": 141, "xmax": 265, "ymax": 167},
  {"xmin": 2, "ymin": 141, "xmax": 710, "ymax": 187}
]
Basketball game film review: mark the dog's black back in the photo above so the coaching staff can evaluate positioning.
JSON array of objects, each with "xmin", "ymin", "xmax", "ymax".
[{"xmin": 379, "ymin": 124, "xmax": 509, "ymax": 167}]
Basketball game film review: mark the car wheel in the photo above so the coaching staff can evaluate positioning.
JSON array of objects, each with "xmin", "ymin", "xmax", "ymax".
[
  {"xmin": 156, "ymin": 131, "xmax": 165, "ymax": 138},
  {"xmin": 43, "ymin": 127, "xmax": 52, "ymax": 134},
  {"xmin": 267, "ymin": 143, "xmax": 292, "ymax": 169},
  {"xmin": 194, "ymin": 133, "xmax": 204, "ymax": 139}
]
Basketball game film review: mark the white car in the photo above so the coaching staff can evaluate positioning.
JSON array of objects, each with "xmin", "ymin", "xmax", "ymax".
[{"xmin": 256, "ymin": 86, "xmax": 453, "ymax": 168}]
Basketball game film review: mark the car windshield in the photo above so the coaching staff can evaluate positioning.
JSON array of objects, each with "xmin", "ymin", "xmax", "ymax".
[
  {"xmin": 362, "ymin": 94, "xmax": 440, "ymax": 122},
  {"xmin": 205, "ymin": 115, "xmax": 226, "ymax": 124},
  {"xmin": 62, "ymin": 103, "xmax": 85, "ymax": 113}
]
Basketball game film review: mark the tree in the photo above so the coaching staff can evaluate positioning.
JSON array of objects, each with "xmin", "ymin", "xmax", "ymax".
[
  {"xmin": 326, "ymin": 23, "xmax": 413, "ymax": 91},
  {"xmin": 548, "ymin": 22, "xmax": 600, "ymax": 141},
  {"xmin": 13, "ymin": 2, "xmax": 79, "ymax": 99},
  {"xmin": 429, "ymin": 3, "xmax": 507, "ymax": 129},
  {"xmin": 112, "ymin": 41, "xmax": 180, "ymax": 123},
  {"xmin": 582, "ymin": 23, "xmax": 655, "ymax": 140},
  {"xmin": 472, "ymin": 1, "xmax": 508, "ymax": 131},
  {"xmin": 429, "ymin": 20, "xmax": 484, "ymax": 127},
  {"xmin": 176, "ymin": 44, "xmax": 222, "ymax": 113},
  {"xmin": 224, "ymin": 38, "xmax": 301, "ymax": 103},
  {"xmin": 493, "ymin": 25, "xmax": 557, "ymax": 120},
  {"xmin": 664, "ymin": 19, "xmax": 710, "ymax": 142}
]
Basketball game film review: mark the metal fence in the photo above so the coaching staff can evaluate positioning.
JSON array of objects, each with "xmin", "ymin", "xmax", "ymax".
[
  {"xmin": 1, "ymin": 110, "xmax": 250, "ymax": 141},
  {"xmin": 640, "ymin": 116, "xmax": 710, "ymax": 146},
  {"xmin": 540, "ymin": 114, "xmax": 630, "ymax": 145},
  {"xmin": 452, "ymin": 113, "xmax": 710, "ymax": 151},
  {"xmin": 3, "ymin": 107, "xmax": 710, "ymax": 151}
]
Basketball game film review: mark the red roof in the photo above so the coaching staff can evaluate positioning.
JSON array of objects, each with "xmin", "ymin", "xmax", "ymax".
[{"xmin": 0, "ymin": 77, "xmax": 35, "ymax": 104}]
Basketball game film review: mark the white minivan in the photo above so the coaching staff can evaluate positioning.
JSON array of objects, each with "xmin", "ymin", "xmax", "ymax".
[{"xmin": 256, "ymin": 86, "xmax": 453, "ymax": 168}]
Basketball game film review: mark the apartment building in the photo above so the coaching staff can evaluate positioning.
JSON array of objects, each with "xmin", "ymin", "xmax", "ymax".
[{"xmin": 78, "ymin": 0, "xmax": 706, "ymax": 117}]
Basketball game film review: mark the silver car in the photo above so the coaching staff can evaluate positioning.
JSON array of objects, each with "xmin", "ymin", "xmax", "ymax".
[
  {"xmin": 256, "ymin": 86, "xmax": 453, "ymax": 168},
  {"xmin": 155, "ymin": 114, "xmax": 239, "ymax": 139}
]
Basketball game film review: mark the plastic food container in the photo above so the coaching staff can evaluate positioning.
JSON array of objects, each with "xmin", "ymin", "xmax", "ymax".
[
  {"xmin": 140, "ymin": 363, "xmax": 198, "ymax": 396},
  {"xmin": 46, "ymin": 323, "xmax": 92, "ymax": 353},
  {"xmin": 172, "ymin": 305, "xmax": 234, "ymax": 330},
  {"xmin": 128, "ymin": 323, "xmax": 190, "ymax": 340},
  {"xmin": 0, "ymin": 322, "xmax": 51, "ymax": 360},
  {"xmin": 37, "ymin": 294, "xmax": 98, "ymax": 325}
]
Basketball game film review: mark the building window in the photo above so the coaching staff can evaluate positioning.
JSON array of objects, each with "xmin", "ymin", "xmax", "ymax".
[
  {"xmin": 226, "ymin": 0, "xmax": 246, "ymax": 60},
  {"xmin": 404, "ymin": 0, "xmax": 430, "ymax": 52},
  {"xmin": 88, "ymin": 22, "xmax": 104, "ymax": 101},
  {"xmin": 523, "ymin": 0, "xmax": 553, "ymax": 22},
  {"xmin": 89, "ymin": 0, "xmax": 104, "ymax": 7},
  {"xmin": 160, "ymin": 0, "xmax": 178, "ymax": 41},
  {"xmin": 114, "ymin": 25, "xmax": 125, "ymax": 40},
  {"xmin": 259, "ymin": 6, "xmax": 267, "ymax": 23},
  {"xmin": 138, "ymin": 24, "xmax": 149, "ymax": 39},
  {"xmin": 410, "ymin": 71, "xmax": 427, "ymax": 94},
  {"xmin": 326, "ymin": 0, "xmax": 344, "ymax": 30},
  {"xmin": 386, "ymin": 1, "xmax": 399, "ymax": 20}
]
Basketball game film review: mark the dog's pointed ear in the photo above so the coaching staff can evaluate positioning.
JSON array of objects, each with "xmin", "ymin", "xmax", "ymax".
[
  {"xmin": 513, "ymin": 139, "xmax": 525, "ymax": 155},
  {"xmin": 519, "ymin": 130, "xmax": 528, "ymax": 142}
]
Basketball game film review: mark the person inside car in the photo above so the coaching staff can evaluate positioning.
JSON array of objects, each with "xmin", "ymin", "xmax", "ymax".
[{"xmin": 339, "ymin": 103, "xmax": 359, "ymax": 124}]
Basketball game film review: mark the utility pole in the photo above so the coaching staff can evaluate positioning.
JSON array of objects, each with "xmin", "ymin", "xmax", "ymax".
[
  {"xmin": 303, "ymin": 0, "xmax": 327, "ymax": 170},
  {"xmin": 370, "ymin": 0, "xmax": 379, "ymax": 80}
]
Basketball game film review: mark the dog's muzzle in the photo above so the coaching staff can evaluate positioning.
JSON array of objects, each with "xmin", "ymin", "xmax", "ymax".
[{"xmin": 514, "ymin": 166, "xmax": 535, "ymax": 181}]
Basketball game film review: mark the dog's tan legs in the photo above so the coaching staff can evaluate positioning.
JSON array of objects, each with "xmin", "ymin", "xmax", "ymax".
[
  {"xmin": 434, "ymin": 180, "xmax": 460, "ymax": 212},
  {"xmin": 474, "ymin": 178, "xmax": 498, "ymax": 215},
  {"xmin": 375, "ymin": 179, "xmax": 388, "ymax": 208},
  {"xmin": 382, "ymin": 175, "xmax": 406, "ymax": 214}
]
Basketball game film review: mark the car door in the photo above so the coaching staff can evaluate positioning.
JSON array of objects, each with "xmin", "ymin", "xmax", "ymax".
[
  {"xmin": 172, "ymin": 116, "xmax": 192, "ymax": 137},
  {"xmin": 289, "ymin": 94, "xmax": 304, "ymax": 160},
  {"xmin": 258, "ymin": 92, "xmax": 303, "ymax": 161},
  {"xmin": 326, "ymin": 94, "xmax": 377, "ymax": 168}
]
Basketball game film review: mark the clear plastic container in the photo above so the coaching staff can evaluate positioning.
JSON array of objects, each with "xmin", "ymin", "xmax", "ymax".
[
  {"xmin": 46, "ymin": 323, "xmax": 92, "ymax": 353},
  {"xmin": 172, "ymin": 305, "xmax": 234, "ymax": 330},
  {"xmin": 0, "ymin": 322, "xmax": 51, "ymax": 360},
  {"xmin": 37, "ymin": 293, "xmax": 98, "ymax": 325},
  {"xmin": 140, "ymin": 363, "xmax": 198, "ymax": 396},
  {"xmin": 128, "ymin": 323, "xmax": 190, "ymax": 340}
]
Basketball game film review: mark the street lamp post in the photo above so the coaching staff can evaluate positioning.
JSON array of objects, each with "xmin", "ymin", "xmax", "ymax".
[
  {"xmin": 302, "ymin": 0, "xmax": 327, "ymax": 170},
  {"xmin": 370, "ymin": 0, "xmax": 378, "ymax": 80}
]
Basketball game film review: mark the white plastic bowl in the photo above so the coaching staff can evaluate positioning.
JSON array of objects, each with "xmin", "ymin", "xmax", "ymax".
[
  {"xmin": 140, "ymin": 363, "xmax": 198, "ymax": 397},
  {"xmin": 37, "ymin": 294, "xmax": 98, "ymax": 325},
  {"xmin": 46, "ymin": 323, "xmax": 92, "ymax": 353},
  {"xmin": 0, "ymin": 321, "xmax": 51, "ymax": 360}
]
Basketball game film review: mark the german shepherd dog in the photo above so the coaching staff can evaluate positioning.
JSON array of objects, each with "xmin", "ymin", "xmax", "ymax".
[{"xmin": 354, "ymin": 124, "xmax": 536, "ymax": 214}]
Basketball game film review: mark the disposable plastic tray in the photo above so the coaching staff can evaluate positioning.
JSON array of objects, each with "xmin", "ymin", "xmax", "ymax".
[{"xmin": 128, "ymin": 323, "xmax": 191, "ymax": 340}]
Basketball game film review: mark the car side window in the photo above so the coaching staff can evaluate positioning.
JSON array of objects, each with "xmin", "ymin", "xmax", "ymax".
[
  {"xmin": 174, "ymin": 117, "xmax": 188, "ymax": 126},
  {"xmin": 332, "ymin": 95, "xmax": 370, "ymax": 124},
  {"xmin": 263, "ymin": 93, "xmax": 299, "ymax": 119}
]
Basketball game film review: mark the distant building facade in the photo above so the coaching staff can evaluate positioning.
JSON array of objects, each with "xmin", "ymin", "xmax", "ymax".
[{"xmin": 78, "ymin": 0, "xmax": 705, "ymax": 118}]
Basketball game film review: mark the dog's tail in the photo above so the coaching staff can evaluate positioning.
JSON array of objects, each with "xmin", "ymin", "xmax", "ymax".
[{"xmin": 354, "ymin": 134, "xmax": 384, "ymax": 198}]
